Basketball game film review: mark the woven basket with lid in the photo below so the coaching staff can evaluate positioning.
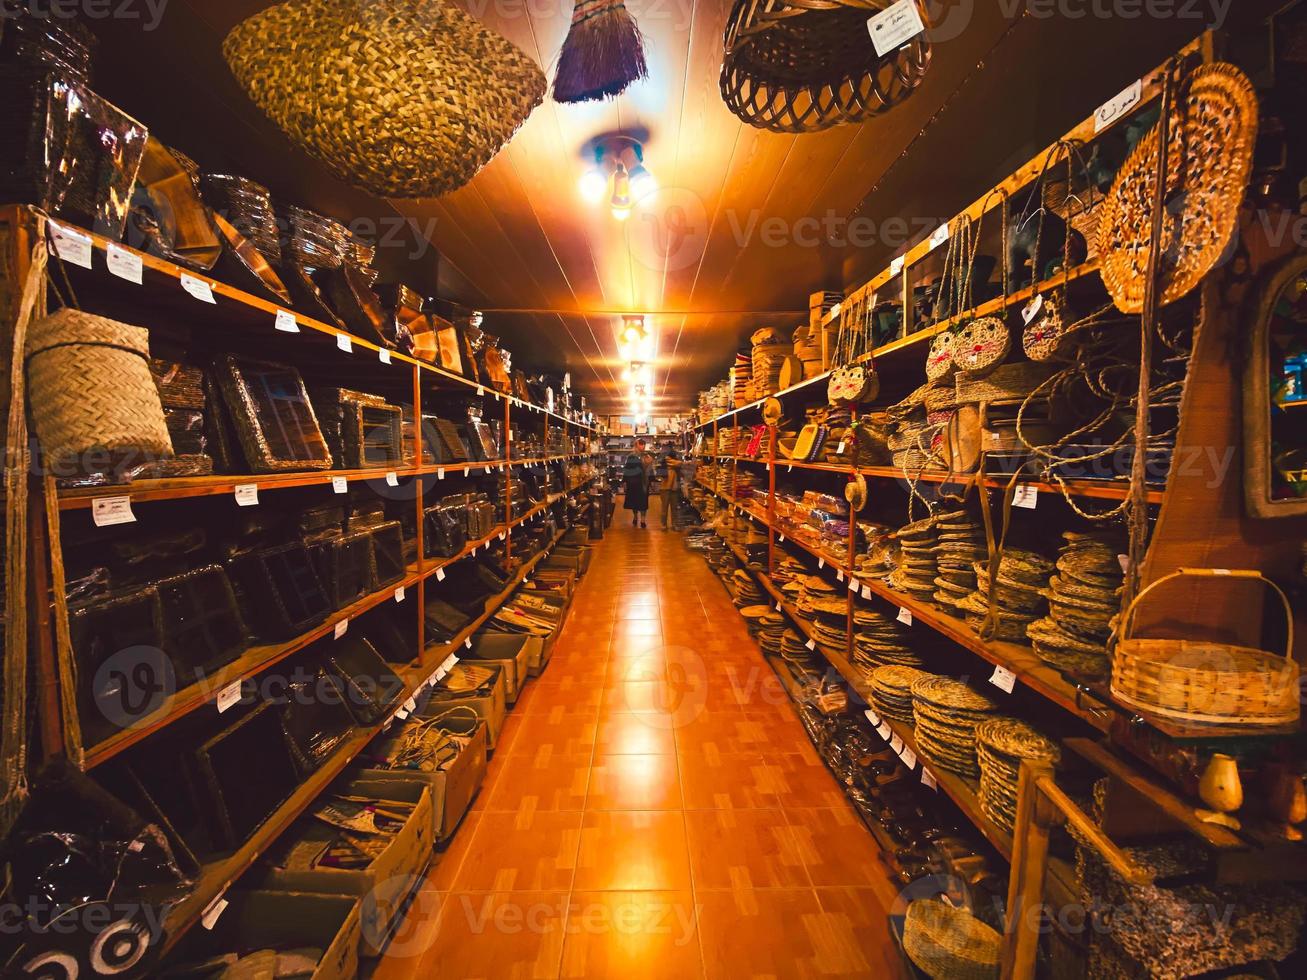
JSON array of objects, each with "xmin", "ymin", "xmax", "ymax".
[
  {"xmin": 26, "ymin": 308, "xmax": 173, "ymax": 473},
  {"xmin": 223, "ymin": 0, "xmax": 547, "ymax": 198}
]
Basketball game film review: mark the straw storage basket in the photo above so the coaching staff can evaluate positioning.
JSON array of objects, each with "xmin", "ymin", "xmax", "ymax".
[
  {"xmin": 25, "ymin": 309, "xmax": 172, "ymax": 474},
  {"xmin": 223, "ymin": 0, "xmax": 547, "ymax": 198},
  {"xmin": 903, "ymin": 898, "xmax": 1001, "ymax": 980},
  {"xmin": 1111, "ymin": 568, "xmax": 1299, "ymax": 727}
]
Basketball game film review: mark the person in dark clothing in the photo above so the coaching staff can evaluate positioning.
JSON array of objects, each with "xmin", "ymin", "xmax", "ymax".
[
  {"xmin": 661, "ymin": 450, "xmax": 682, "ymax": 529},
  {"xmin": 622, "ymin": 439, "xmax": 653, "ymax": 528}
]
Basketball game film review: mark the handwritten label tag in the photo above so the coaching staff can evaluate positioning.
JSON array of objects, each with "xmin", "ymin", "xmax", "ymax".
[
  {"xmin": 275, "ymin": 309, "xmax": 299, "ymax": 333},
  {"xmin": 1012, "ymin": 484, "xmax": 1039, "ymax": 509},
  {"xmin": 434, "ymin": 566, "xmax": 447, "ymax": 583},
  {"xmin": 876, "ymin": 722, "xmax": 892, "ymax": 740},
  {"xmin": 867, "ymin": 0, "xmax": 925, "ymax": 56},
  {"xmin": 49, "ymin": 222, "xmax": 92, "ymax": 268},
  {"xmin": 336, "ymin": 333, "xmax": 353, "ymax": 354},
  {"xmin": 818, "ymin": 558, "xmax": 825, "ymax": 570},
  {"xmin": 864, "ymin": 708, "xmax": 881, "ymax": 726},
  {"xmin": 216, "ymin": 682, "xmax": 242, "ymax": 713},
  {"xmin": 1022, "ymin": 293, "xmax": 1044, "ymax": 325},
  {"xmin": 477, "ymin": 386, "xmax": 485, "ymax": 397},
  {"xmin": 92, "ymin": 495, "xmax": 135, "ymax": 527},
  {"xmin": 332, "ymin": 476, "xmax": 348, "ymax": 494},
  {"xmin": 897, "ymin": 607, "xmax": 913, "ymax": 626},
  {"xmin": 889, "ymin": 733, "xmax": 904, "ymax": 755},
  {"xmin": 989, "ymin": 665, "xmax": 1017, "ymax": 694},
  {"xmin": 394, "ymin": 586, "xmax": 406, "ymax": 603},
  {"xmin": 234, "ymin": 484, "xmax": 259, "ymax": 507},
  {"xmin": 437, "ymin": 468, "xmax": 446, "ymax": 480},
  {"xmin": 889, "ymin": 255, "xmax": 905, "ymax": 277},
  {"xmin": 928, "ymin": 222, "xmax": 950, "ymax": 250},
  {"xmin": 334, "ymin": 619, "xmax": 349, "ymax": 640},
  {"xmin": 1117, "ymin": 554, "xmax": 1131, "ymax": 574},
  {"xmin": 201, "ymin": 895, "xmax": 229, "ymax": 930},
  {"xmin": 180, "ymin": 273, "xmax": 216, "ymax": 304},
  {"xmin": 385, "ymin": 471, "xmax": 399, "ymax": 487},
  {"xmin": 805, "ymin": 638, "xmax": 816, "ymax": 651},
  {"xmin": 836, "ymin": 441, "xmax": 846, "ymax": 454},
  {"xmin": 464, "ymin": 637, "xmax": 473, "ymax": 650},
  {"xmin": 922, "ymin": 768, "xmax": 938, "ymax": 791},
  {"xmin": 106, "ymin": 243, "xmax": 143, "ymax": 284},
  {"xmin": 848, "ymin": 578, "xmax": 859, "ymax": 593},
  {"xmin": 862, "ymin": 586, "xmax": 873, "ymax": 600},
  {"xmin": 836, "ymin": 570, "xmax": 844, "ymax": 582},
  {"xmin": 900, "ymin": 746, "xmax": 917, "ymax": 770},
  {"xmin": 1094, "ymin": 77, "xmax": 1142, "ymax": 133}
]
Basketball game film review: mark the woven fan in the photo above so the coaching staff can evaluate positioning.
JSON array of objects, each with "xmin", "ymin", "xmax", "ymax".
[
  {"xmin": 721, "ymin": 0, "xmax": 931, "ymax": 133},
  {"xmin": 1098, "ymin": 62, "xmax": 1257, "ymax": 314},
  {"xmin": 224, "ymin": 0, "xmax": 547, "ymax": 198}
]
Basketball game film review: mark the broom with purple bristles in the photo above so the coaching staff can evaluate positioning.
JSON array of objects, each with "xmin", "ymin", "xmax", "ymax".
[{"xmin": 552, "ymin": 0, "xmax": 648, "ymax": 103}]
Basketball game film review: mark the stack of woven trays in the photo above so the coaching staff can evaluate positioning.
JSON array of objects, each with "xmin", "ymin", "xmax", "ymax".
[
  {"xmin": 731, "ymin": 569, "xmax": 765, "ymax": 608},
  {"xmin": 750, "ymin": 328, "xmax": 792, "ymax": 398},
  {"xmin": 780, "ymin": 630, "xmax": 824, "ymax": 685},
  {"xmin": 888, "ymin": 516, "xmax": 938, "ymax": 602},
  {"xmin": 958, "ymin": 549, "xmax": 1055, "ymax": 642},
  {"xmin": 1027, "ymin": 532, "xmax": 1123, "ymax": 678},
  {"xmin": 870, "ymin": 665, "xmax": 928, "ymax": 727},
  {"xmin": 910, "ymin": 675, "xmax": 1001, "ymax": 779},
  {"xmin": 732, "ymin": 353, "xmax": 753, "ymax": 408},
  {"xmin": 759, "ymin": 612, "xmax": 788, "ymax": 655},
  {"xmin": 932, "ymin": 510, "xmax": 988, "ymax": 611},
  {"xmin": 976, "ymin": 718, "xmax": 1061, "ymax": 833},
  {"xmin": 792, "ymin": 323, "xmax": 823, "ymax": 377},
  {"xmin": 772, "ymin": 556, "xmax": 806, "ymax": 587},
  {"xmin": 281, "ymin": 204, "xmax": 348, "ymax": 268},
  {"xmin": 740, "ymin": 604, "xmax": 772, "ymax": 637},
  {"xmin": 852, "ymin": 605, "xmax": 921, "ymax": 675},
  {"xmin": 201, "ymin": 173, "xmax": 282, "ymax": 262}
]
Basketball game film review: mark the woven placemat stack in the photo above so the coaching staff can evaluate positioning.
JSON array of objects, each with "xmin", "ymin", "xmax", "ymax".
[
  {"xmin": 888, "ymin": 516, "xmax": 938, "ymax": 602},
  {"xmin": 910, "ymin": 675, "xmax": 1000, "ymax": 779},
  {"xmin": 870, "ymin": 665, "xmax": 928, "ymax": 727},
  {"xmin": 931, "ymin": 510, "xmax": 988, "ymax": 612},
  {"xmin": 852, "ymin": 605, "xmax": 922, "ymax": 674},
  {"xmin": 975, "ymin": 718, "xmax": 1061, "ymax": 833},
  {"xmin": 732, "ymin": 353, "xmax": 752, "ymax": 408},
  {"xmin": 957, "ymin": 549, "xmax": 1055, "ymax": 642},
  {"xmin": 731, "ymin": 569, "xmax": 764, "ymax": 607},
  {"xmin": 750, "ymin": 328, "xmax": 792, "ymax": 398},
  {"xmin": 1027, "ymin": 532, "xmax": 1124, "ymax": 678}
]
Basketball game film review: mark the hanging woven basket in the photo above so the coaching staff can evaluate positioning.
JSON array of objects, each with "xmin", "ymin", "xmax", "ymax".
[
  {"xmin": 721, "ymin": 0, "xmax": 931, "ymax": 133},
  {"xmin": 1097, "ymin": 62, "xmax": 1257, "ymax": 314},
  {"xmin": 223, "ymin": 0, "xmax": 547, "ymax": 198}
]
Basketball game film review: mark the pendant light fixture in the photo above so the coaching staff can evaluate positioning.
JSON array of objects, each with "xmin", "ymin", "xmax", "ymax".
[{"xmin": 577, "ymin": 136, "xmax": 655, "ymax": 220}]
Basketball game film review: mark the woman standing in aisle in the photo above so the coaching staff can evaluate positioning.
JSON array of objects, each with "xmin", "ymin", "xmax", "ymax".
[{"xmin": 622, "ymin": 439, "xmax": 653, "ymax": 528}]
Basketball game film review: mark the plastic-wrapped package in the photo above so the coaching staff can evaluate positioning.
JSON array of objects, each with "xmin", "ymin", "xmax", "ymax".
[
  {"xmin": 226, "ymin": 542, "xmax": 331, "ymax": 641},
  {"xmin": 68, "ymin": 588, "xmax": 165, "ymax": 743},
  {"xmin": 150, "ymin": 360, "xmax": 207, "ymax": 410},
  {"xmin": 214, "ymin": 356, "xmax": 333, "ymax": 472},
  {"xmin": 196, "ymin": 703, "xmax": 300, "ymax": 848},
  {"xmin": 370, "ymin": 520, "xmax": 407, "ymax": 587},
  {"xmin": 307, "ymin": 529, "xmax": 377, "ymax": 610},
  {"xmin": 155, "ymin": 565, "xmax": 250, "ymax": 682},
  {"xmin": 423, "ymin": 502, "xmax": 468, "ymax": 559},
  {"xmin": 316, "ymin": 263, "xmax": 389, "ymax": 346},
  {"xmin": 321, "ymin": 637, "xmax": 405, "ymax": 725},
  {"xmin": 163, "ymin": 408, "xmax": 207, "ymax": 456},
  {"xmin": 277, "ymin": 667, "xmax": 355, "ymax": 774},
  {"xmin": 310, "ymin": 387, "xmax": 404, "ymax": 469}
]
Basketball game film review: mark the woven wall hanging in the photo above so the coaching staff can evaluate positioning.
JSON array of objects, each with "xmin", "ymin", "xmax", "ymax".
[
  {"xmin": 721, "ymin": 0, "xmax": 931, "ymax": 133},
  {"xmin": 224, "ymin": 0, "xmax": 547, "ymax": 198},
  {"xmin": 1097, "ymin": 62, "xmax": 1257, "ymax": 313}
]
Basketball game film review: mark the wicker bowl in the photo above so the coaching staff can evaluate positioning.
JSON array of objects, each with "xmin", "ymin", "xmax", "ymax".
[{"xmin": 903, "ymin": 899, "xmax": 1001, "ymax": 980}]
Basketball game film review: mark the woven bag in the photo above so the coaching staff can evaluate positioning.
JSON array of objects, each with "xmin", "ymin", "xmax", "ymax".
[
  {"xmin": 25, "ymin": 309, "xmax": 172, "ymax": 473},
  {"xmin": 1111, "ymin": 568, "xmax": 1299, "ymax": 727},
  {"xmin": 953, "ymin": 317, "xmax": 1010, "ymax": 375},
  {"xmin": 926, "ymin": 330, "xmax": 956, "ymax": 382},
  {"xmin": 223, "ymin": 0, "xmax": 547, "ymax": 198},
  {"xmin": 903, "ymin": 899, "xmax": 1001, "ymax": 980}
]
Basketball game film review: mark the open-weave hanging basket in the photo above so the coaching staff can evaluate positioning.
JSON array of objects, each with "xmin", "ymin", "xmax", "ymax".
[
  {"xmin": 721, "ymin": 0, "xmax": 931, "ymax": 133},
  {"xmin": 223, "ymin": 0, "xmax": 547, "ymax": 198}
]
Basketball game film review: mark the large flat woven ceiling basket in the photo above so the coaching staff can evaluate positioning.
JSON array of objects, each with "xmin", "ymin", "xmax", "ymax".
[
  {"xmin": 223, "ymin": 0, "xmax": 547, "ymax": 198},
  {"xmin": 721, "ymin": 0, "xmax": 931, "ymax": 133}
]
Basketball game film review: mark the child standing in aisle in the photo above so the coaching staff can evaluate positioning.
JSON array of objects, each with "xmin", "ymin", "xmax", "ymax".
[{"xmin": 661, "ymin": 450, "xmax": 682, "ymax": 529}]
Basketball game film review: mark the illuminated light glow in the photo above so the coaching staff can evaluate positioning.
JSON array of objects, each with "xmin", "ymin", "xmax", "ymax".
[
  {"xmin": 578, "ymin": 166, "xmax": 607, "ymax": 203},
  {"xmin": 612, "ymin": 205, "xmax": 632, "ymax": 221},
  {"xmin": 629, "ymin": 163, "xmax": 656, "ymax": 202}
]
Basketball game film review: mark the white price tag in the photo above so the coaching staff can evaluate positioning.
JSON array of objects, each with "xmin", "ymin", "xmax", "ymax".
[
  {"xmin": 180, "ymin": 273, "xmax": 216, "ymax": 304},
  {"xmin": 836, "ymin": 441, "xmax": 846, "ymax": 454},
  {"xmin": 775, "ymin": 602, "xmax": 782, "ymax": 612},
  {"xmin": 900, "ymin": 746, "xmax": 917, "ymax": 770},
  {"xmin": 437, "ymin": 468, "xmax": 446, "ymax": 480},
  {"xmin": 395, "ymin": 707, "xmax": 410, "ymax": 721},
  {"xmin": 332, "ymin": 476, "xmax": 348, "ymax": 494},
  {"xmin": 897, "ymin": 607, "xmax": 913, "ymax": 626},
  {"xmin": 805, "ymin": 638, "xmax": 816, "ymax": 651},
  {"xmin": 928, "ymin": 222, "xmax": 950, "ymax": 250},
  {"xmin": 779, "ymin": 534, "xmax": 785, "ymax": 543},
  {"xmin": 92, "ymin": 495, "xmax": 135, "ymax": 527},
  {"xmin": 848, "ymin": 578, "xmax": 859, "ymax": 593},
  {"xmin": 394, "ymin": 586, "xmax": 406, "ymax": 603},
  {"xmin": 818, "ymin": 558, "xmax": 825, "ymax": 570},
  {"xmin": 336, "ymin": 333, "xmax": 353, "ymax": 354},
  {"xmin": 216, "ymin": 682, "xmax": 242, "ymax": 713},
  {"xmin": 470, "ymin": 546, "xmax": 477, "ymax": 557},
  {"xmin": 444, "ymin": 654, "xmax": 460, "ymax": 672},
  {"xmin": 867, "ymin": 0, "xmax": 926, "ymax": 56},
  {"xmin": 1117, "ymin": 553, "xmax": 1131, "ymax": 574},
  {"xmin": 1012, "ymin": 484, "xmax": 1039, "ymax": 509},
  {"xmin": 787, "ymin": 465, "xmax": 793, "ymax": 473},
  {"xmin": 334, "ymin": 619, "xmax": 349, "ymax": 640},
  {"xmin": 921, "ymin": 768, "xmax": 938, "ymax": 791},
  {"xmin": 499, "ymin": 531, "xmax": 507, "ymax": 541},
  {"xmin": 379, "ymin": 347, "xmax": 392, "ymax": 364},
  {"xmin": 889, "ymin": 733, "xmax": 904, "ymax": 755},
  {"xmin": 889, "ymin": 255, "xmax": 905, "ymax": 277},
  {"xmin": 49, "ymin": 222, "xmax": 92, "ymax": 268},
  {"xmin": 464, "ymin": 637, "xmax": 473, "ymax": 650},
  {"xmin": 989, "ymin": 665, "xmax": 1017, "ymax": 694},
  {"xmin": 485, "ymin": 466, "xmax": 492, "ymax": 474},
  {"xmin": 106, "ymin": 242, "xmax": 143, "ymax": 284},
  {"xmin": 876, "ymin": 722, "xmax": 892, "ymax": 740},
  {"xmin": 275, "ymin": 309, "xmax": 299, "ymax": 333},
  {"xmin": 386, "ymin": 471, "xmax": 399, "ymax": 487},
  {"xmin": 1022, "ymin": 293, "xmax": 1044, "ymax": 325},
  {"xmin": 201, "ymin": 895, "xmax": 229, "ymax": 930},
  {"xmin": 403, "ymin": 697, "xmax": 417, "ymax": 714},
  {"xmin": 477, "ymin": 386, "xmax": 485, "ymax": 397},
  {"xmin": 862, "ymin": 586, "xmax": 873, "ymax": 600},
  {"xmin": 436, "ymin": 567, "xmax": 446, "ymax": 582},
  {"xmin": 864, "ymin": 708, "xmax": 881, "ymax": 725},
  {"xmin": 836, "ymin": 570, "xmax": 844, "ymax": 582},
  {"xmin": 234, "ymin": 484, "xmax": 259, "ymax": 507},
  {"xmin": 1094, "ymin": 78, "xmax": 1142, "ymax": 133}
]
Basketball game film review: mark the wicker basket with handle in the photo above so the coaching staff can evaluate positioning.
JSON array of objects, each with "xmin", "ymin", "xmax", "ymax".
[{"xmin": 1110, "ymin": 568, "xmax": 1299, "ymax": 727}]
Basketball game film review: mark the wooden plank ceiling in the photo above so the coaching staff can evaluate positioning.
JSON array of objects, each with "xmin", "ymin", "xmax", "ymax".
[{"xmin": 87, "ymin": 1, "xmax": 1251, "ymax": 413}]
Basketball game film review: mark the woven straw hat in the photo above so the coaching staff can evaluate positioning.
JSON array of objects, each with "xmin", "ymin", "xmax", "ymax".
[{"xmin": 224, "ymin": 0, "xmax": 547, "ymax": 198}]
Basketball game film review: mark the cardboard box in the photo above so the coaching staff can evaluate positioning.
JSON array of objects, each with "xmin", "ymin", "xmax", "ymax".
[
  {"xmin": 165, "ymin": 891, "xmax": 361, "ymax": 980},
  {"xmin": 357, "ymin": 716, "xmax": 487, "ymax": 843},
  {"xmin": 259, "ymin": 777, "xmax": 434, "ymax": 957},
  {"xmin": 423, "ymin": 663, "xmax": 507, "ymax": 749},
  {"xmin": 462, "ymin": 632, "xmax": 533, "ymax": 702},
  {"xmin": 480, "ymin": 629, "xmax": 548, "ymax": 678}
]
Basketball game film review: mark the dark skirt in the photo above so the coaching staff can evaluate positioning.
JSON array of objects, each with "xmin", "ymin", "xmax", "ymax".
[{"xmin": 624, "ymin": 478, "xmax": 649, "ymax": 512}]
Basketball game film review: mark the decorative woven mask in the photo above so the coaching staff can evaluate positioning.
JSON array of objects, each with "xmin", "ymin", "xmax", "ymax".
[
  {"xmin": 953, "ymin": 317, "xmax": 1010, "ymax": 375},
  {"xmin": 1022, "ymin": 294, "xmax": 1067, "ymax": 362},
  {"xmin": 925, "ymin": 331, "xmax": 956, "ymax": 382},
  {"xmin": 224, "ymin": 0, "xmax": 547, "ymax": 198},
  {"xmin": 1098, "ymin": 62, "xmax": 1257, "ymax": 314}
]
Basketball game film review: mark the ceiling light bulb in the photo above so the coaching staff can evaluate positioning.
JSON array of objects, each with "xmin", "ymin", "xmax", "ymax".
[
  {"xmin": 610, "ymin": 161, "xmax": 632, "ymax": 218},
  {"xmin": 579, "ymin": 167, "xmax": 607, "ymax": 203},
  {"xmin": 612, "ymin": 205, "xmax": 631, "ymax": 221},
  {"xmin": 630, "ymin": 163, "xmax": 656, "ymax": 201}
]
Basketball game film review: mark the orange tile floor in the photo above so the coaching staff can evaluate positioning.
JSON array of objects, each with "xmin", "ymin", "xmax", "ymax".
[{"xmin": 376, "ymin": 516, "xmax": 908, "ymax": 979}]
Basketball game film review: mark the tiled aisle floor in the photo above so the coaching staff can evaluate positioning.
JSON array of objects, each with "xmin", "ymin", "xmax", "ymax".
[{"xmin": 376, "ymin": 515, "xmax": 907, "ymax": 979}]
